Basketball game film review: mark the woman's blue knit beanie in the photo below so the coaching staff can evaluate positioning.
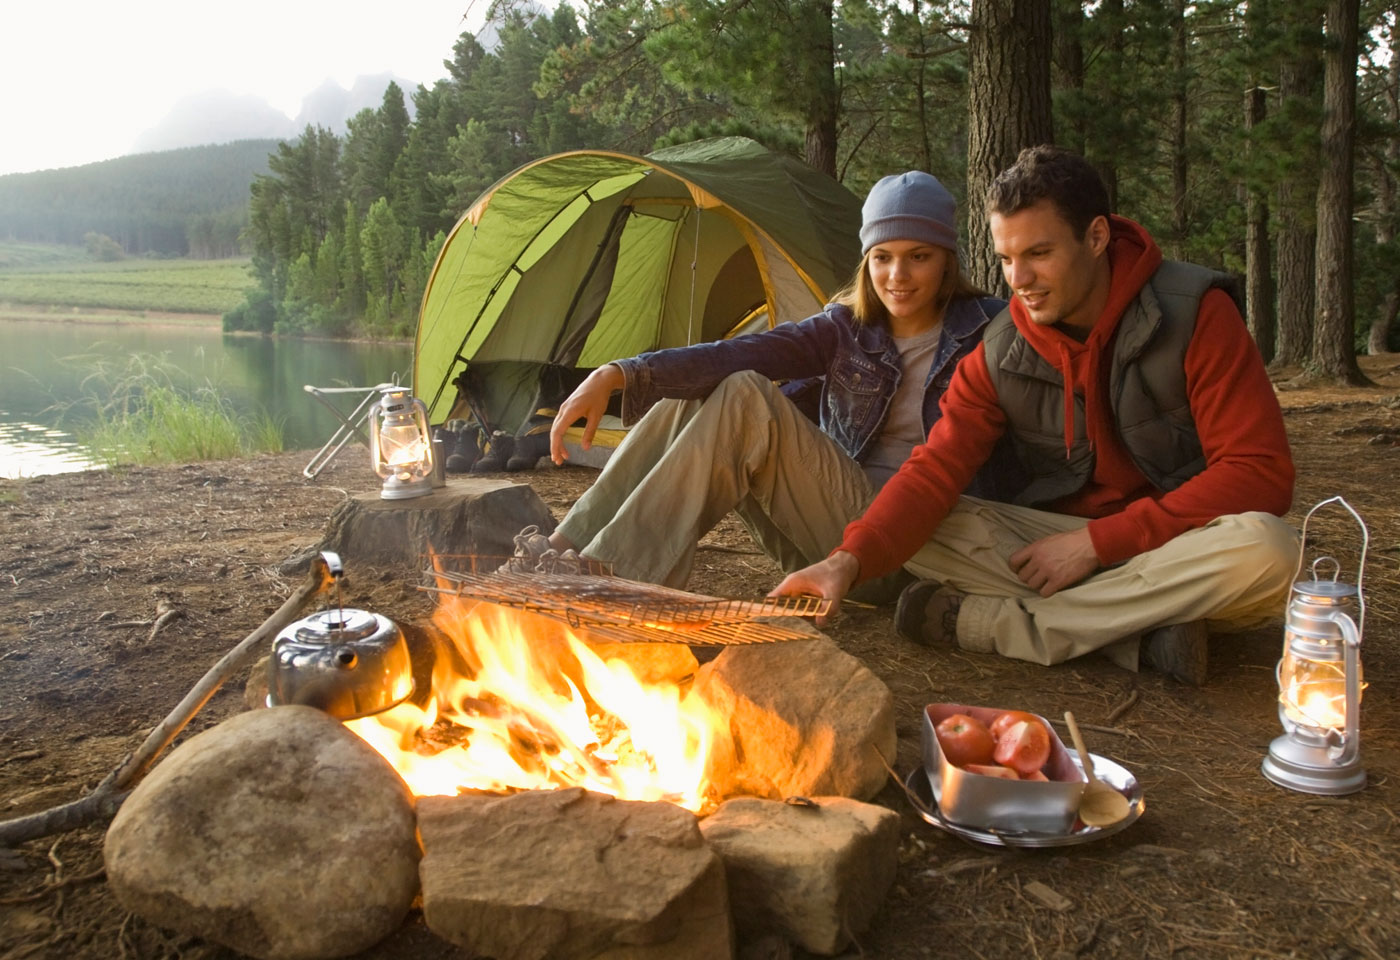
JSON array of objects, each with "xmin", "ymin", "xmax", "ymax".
[{"xmin": 859, "ymin": 171, "xmax": 958, "ymax": 255}]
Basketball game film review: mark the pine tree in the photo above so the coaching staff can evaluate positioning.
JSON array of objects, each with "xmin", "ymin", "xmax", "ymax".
[
  {"xmin": 1272, "ymin": 0, "xmax": 1326, "ymax": 368},
  {"xmin": 1311, "ymin": 0, "xmax": 1368, "ymax": 382},
  {"xmin": 966, "ymin": 0, "xmax": 1054, "ymax": 292}
]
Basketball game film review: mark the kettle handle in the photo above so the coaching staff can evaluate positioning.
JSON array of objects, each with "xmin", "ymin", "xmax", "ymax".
[{"xmin": 1295, "ymin": 496, "xmax": 1368, "ymax": 640}]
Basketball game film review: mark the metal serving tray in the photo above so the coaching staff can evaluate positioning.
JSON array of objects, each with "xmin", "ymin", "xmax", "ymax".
[{"xmin": 921, "ymin": 703, "xmax": 1085, "ymax": 834}]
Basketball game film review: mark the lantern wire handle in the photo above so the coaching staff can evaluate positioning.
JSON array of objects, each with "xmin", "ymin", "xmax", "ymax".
[{"xmin": 1294, "ymin": 496, "xmax": 1368, "ymax": 644}]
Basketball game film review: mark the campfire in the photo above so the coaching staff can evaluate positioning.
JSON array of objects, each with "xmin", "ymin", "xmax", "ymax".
[
  {"xmin": 345, "ymin": 598, "xmax": 721, "ymax": 811},
  {"xmin": 101, "ymin": 545, "xmax": 900, "ymax": 960}
]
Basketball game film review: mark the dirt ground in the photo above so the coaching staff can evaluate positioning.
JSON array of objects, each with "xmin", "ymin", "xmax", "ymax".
[{"xmin": 3, "ymin": 356, "xmax": 1400, "ymax": 960}]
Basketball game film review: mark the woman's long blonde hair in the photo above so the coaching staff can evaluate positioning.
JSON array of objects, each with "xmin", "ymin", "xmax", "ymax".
[{"xmin": 830, "ymin": 248, "xmax": 987, "ymax": 327}]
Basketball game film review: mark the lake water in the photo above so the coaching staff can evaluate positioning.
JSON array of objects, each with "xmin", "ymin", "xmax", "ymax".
[{"xmin": 0, "ymin": 320, "xmax": 414, "ymax": 479}]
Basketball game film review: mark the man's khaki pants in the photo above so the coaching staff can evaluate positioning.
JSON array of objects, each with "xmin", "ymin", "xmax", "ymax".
[
  {"xmin": 557, "ymin": 370, "xmax": 1300, "ymax": 670},
  {"xmin": 903, "ymin": 498, "xmax": 1299, "ymax": 669}
]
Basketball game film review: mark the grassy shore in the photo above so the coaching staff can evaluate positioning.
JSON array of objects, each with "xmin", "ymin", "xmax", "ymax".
[
  {"xmin": 0, "ymin": 242, "xmax": 249, "ymax": 316},
  {"xmin": 0, "ymin": 303, "xmax": 224, "ymax": 328}
]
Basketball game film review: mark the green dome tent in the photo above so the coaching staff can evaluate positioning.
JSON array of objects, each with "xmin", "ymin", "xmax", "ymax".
[{"xmin": 412, "ymin": 137, "xmax": 863, "ymax": 437}]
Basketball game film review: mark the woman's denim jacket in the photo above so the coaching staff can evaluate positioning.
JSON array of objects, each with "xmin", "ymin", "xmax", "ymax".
[{"xmin": 612, "ymin": 296, "xmax": 1022, "ymax": 500}]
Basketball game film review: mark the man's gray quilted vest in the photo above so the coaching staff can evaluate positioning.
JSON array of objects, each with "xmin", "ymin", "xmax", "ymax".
[{"xmin": 982, "ymin": 260, "xmax": 1241, "ymax": 507}]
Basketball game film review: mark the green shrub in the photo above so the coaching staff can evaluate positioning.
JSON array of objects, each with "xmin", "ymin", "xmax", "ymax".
[
  {"xmin": 83, "ymin": 231, "xmax": 126, "ymax": 262},
  {"xmin": 65, "ymin": 353, "xmax": 284, "ymax": 466}
]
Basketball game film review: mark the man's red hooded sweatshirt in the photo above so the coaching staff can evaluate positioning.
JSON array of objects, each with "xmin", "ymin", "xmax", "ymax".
[{"xmin": 837, "ymin": 216, "xmax": 1294, "ymax": 582}]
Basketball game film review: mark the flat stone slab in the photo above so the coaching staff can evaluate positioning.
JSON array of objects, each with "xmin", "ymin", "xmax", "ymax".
[
  {"xmin": 419, "ymin": 788, "xmax": 732, "ymax": 960},
  {"xmin": 701, "ymin": 796, "xmax": 901, "ymax": 955}
]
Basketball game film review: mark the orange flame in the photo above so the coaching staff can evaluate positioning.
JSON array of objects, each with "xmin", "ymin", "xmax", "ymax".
[{"xmin": 344, "ymin": 596, "xmax": 720, "ymax": 812}]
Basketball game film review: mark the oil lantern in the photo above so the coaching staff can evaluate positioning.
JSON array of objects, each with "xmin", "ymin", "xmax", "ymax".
[
  {"xmin": 368, "ymin": 387, "xmax": 435, "ymax": 500},
  {"xmin": 1261, "ymin": 496, "xmax": 1368, "ymax": 795}
]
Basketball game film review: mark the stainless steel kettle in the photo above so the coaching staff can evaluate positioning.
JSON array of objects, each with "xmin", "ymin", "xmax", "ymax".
[{"xmin": 266, "ymin": 553, "xmax": 414, "ymax": 720}]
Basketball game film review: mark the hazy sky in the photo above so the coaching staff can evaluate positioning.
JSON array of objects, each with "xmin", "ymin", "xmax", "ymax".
[{"xmin": 0, "ymin": 1, "xmax": 482, "ymax": 177}]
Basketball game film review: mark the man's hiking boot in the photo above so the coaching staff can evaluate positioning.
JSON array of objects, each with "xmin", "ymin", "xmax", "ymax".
[
  {"xmin": 894, "ymin": 579, "xmax": 964, "ymax": 646},
  {"xmin": 1139, "ymin": 620, "xmax": 1209, "ymax": 686},
  {"xmin": 443, "ymin": 426, "xmax": 481, "ymax": 473},
  {"xmin": 506, "ymin": 431, "xmax": 550, "ymax": 472},
  {"xmin": 472, "ymin": 432, "xmax": 515, "ymax": 473}
]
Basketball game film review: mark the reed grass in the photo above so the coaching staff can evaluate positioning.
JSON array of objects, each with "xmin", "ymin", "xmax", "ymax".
[{"xmin": 63, "ymin": 352, "xmax": 284, "ymax": 467}]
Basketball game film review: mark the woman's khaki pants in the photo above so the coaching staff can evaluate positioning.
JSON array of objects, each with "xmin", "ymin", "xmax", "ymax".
[{"xmin": 555, "ymin": 371, "xmax": 875, "ymax": 589}]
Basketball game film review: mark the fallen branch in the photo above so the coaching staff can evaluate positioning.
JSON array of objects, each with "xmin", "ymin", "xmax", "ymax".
[
  {"xmin": 1, "ymin": 749, "xmax": 42, "ymax": 766},
  {"xmin": 1106, "ymin": 689, "xmax": 1140, "ymax": 725},
  {"xmin": 0, "ymin": 555, "xmax": 338, "ymax": 848},
  {"xmin": 0, "ymin": 867, "xmax": 106, "ymax": 905},
  {"xmin": 1048, "ymin": 718, "xmax": 1139, "ymax": 739},
  {"xmin": 145, "ymin": 596, "xmax": 184, "ymax": 644}
]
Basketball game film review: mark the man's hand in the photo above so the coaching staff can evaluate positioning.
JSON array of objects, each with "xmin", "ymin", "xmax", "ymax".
[
  {"xmin": 549, "ymin": 364, "xmax": 625, "ymax": 465},
  {"xmin": 1009, "ymin": 527, "xmax": 1099, "ymax": 597},
  {"xmin": 768, "ymin": 551, "xmax": 861, "ymax": 626}
]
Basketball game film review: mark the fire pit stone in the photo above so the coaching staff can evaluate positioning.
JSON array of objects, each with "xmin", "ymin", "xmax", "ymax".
[
  {"xmin": 699, "ymin": 795, "xmax": 901, "ymax": 955},
  {"xmin": 417, "ymin": 788, "xmax": 732, "ymax": 960},
  {"xmin": 103, "ymin": 705, "xmax": 420, "ymax": 960},
  {"xmin": 688, "ymin": 628, "xmax": 896, "ymax": 802}
]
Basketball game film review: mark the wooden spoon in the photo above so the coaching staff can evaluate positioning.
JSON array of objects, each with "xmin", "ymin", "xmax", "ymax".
[{"xmin": 1063, "ymin": 711, "xmax": 1131, "ymax": 828}]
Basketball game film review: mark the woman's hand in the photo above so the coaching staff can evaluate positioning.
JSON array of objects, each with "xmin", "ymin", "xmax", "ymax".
[
  {"xmin": 550, "ymin": 364, "xmax": 625, "ymax": 465},
  {"xmin": 768, "ymin": 551, "xmax": 861, "ymax": 626}
]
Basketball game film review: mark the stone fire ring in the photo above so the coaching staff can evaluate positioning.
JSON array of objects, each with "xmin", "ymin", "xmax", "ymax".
[{"xmin": 105, "ymin": 630, "xmax": 899, "ymax": 959}]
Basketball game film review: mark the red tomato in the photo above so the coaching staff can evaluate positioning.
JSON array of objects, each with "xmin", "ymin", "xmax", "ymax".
[
  {"xmin": 990, "ymin": 710, "xmax": 1045, "ymax": 741},
  {"xmin": 964, "ymin": 763, "xmax": 1021, "ymax": 780},
  {"xmin": 935, "ymin": 713, "xmax": 996, "ymax": 768},
  {"xmin": 993, "ymin": 719, "xmax": 1051, "ymax": 776}
]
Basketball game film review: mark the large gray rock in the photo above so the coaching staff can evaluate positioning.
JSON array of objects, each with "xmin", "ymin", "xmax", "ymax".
[
  {"xmin": 700, "ymin": 796, "xmax": 901, "ymax": 955},
  {"xmin": 689, "ymin": 631, "xmax": 896, "ymax": 801},
  {"xmin": 419, "ymin": 788, "xmax": 732, "ymax": 960},
  {"xmin": 104, "ymin": 706, "xmax": 420, "ymax": 960}
]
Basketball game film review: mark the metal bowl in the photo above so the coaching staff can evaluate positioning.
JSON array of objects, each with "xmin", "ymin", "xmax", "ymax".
[{"xmin": 267, "ymin": 609, "xmax": 414, "ymax": 720}]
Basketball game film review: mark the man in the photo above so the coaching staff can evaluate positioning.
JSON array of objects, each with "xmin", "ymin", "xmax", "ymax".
[{"xmin": 773, "ymin": 146, "xmax": 1298, "ymax": 685}]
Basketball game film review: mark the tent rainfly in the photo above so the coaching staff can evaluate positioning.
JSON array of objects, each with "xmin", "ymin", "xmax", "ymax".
[{"xmin": 412, "ymin": 137, "xmax": 864, "ymax": 437}]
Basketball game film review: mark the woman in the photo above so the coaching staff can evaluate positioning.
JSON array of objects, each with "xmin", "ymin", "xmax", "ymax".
[{"xmin": 537, "ymin": 171, "xmax": 1014, "ymax": 591}]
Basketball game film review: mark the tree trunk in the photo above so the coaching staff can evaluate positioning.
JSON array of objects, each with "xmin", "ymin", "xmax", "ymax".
[
  {"xmin": 1244, "ymin": 0, "xmax": 1275, "ymax": 360},
  {"xmin": 1369, "ymin": 15, "xmax": 1400, "ymax": 355},
  {"xmin": 967, "ymin": 0, "xmax": 1055, "ymax": 293},
  {"xmin": 1169, "ymin": 0, "xmax": 1189, "ymax": 261},
  {"xmin": 1095, "ymin": 0, "xmax": 1123, "ymax": 210},
  {"xmin": 802, "ymin": 0, "xmax": 839, "ymax": 179},
  {"xmin": 1272, "ymin": 2, "xmax": 1324, "ymax": 369},
  {"xmin": 1245, "ymin": 84, "xmax": 1275, "ymax": 361},
  {"xmin": 1053, "ymin": 0, "xmax": 1086, "ymax": 156},
  {"xmin": 1311, "ymin": 0, "xmax": 1366, "ymax": 384},
  {"xmin": 1371, "ymin": 292, "xmax": 1399, "ymax": 354}
]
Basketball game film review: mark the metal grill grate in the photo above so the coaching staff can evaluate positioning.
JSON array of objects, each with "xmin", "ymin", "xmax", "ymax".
[{"xmin": 419, "ymin": 563, "xmax": 829, "ymax": 646}]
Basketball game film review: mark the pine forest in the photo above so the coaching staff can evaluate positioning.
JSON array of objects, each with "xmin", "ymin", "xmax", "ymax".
[{"xmin": 15, "ymin": 0, "xmax": 1400, "ymax": 382}]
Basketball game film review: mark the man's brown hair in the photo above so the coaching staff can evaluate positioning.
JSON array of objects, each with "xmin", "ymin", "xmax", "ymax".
[{"xmin": 985, "ymin": 145, "xmax": 1111, "ymax": 239}]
